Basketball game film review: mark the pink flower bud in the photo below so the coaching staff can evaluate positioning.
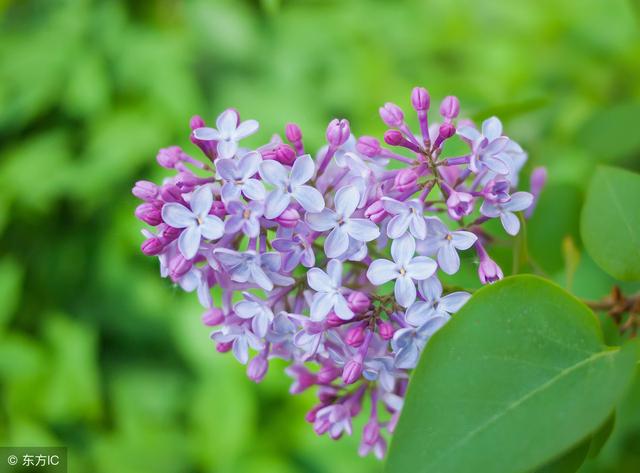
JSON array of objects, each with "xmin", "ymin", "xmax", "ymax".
[
  {"xmin": 247, "ymin": 355, "xmax": 269, "ymax": 382},
  {"xmin": 161, "ymin": 226, "xmax": 181, "ymax": 241},
  {"xmin": 411, "ymin": 87, "xmax": 430, "ymax": 111},
  {"xmin": 345, "ymin": 324, "xmax": 366, "ymax": 347},
  {"xmin": 383, "ymin": 129, "xmax": 404, "ymax": 146},
  {"xmin": 342, "ymin": 359, "xmax": 363, "ymax": 384},
  {"xmin": 356, "ymin": 136, "xmax": 381, "ymax": 157},
  {"xmin": 169, "ymin": 253, "xmax": 193, "ymax": 279},
  {"xmin": 365, "ymin": 200, "xmax": 387, "ymax": 223},
  {"xmin": 377, "ymin": 320, "xmax": 394, "ymax": 340},
  {"xmin": 317, "ymin": 364, "xmax": 341, "ymax": 383},
  {"xmin": 275, "ymin": 207, "xmax": 300, "ymax": 228},
  {"xmin": 326, "ymin": 312, "xmax": 346, "ymax": 327},
  {"xmin": 160, "ymin": 184, "xmax": 185, "ymax": 204},
  {"xmin": 525, "ymin": 167, "xmax": 547, "ymax": 218},
  {"xmin": 477, "ymin": 244, "xmax": 504, "ymax": 284},
  {"xmin": 439, "ymin": 95, "xmax": 460, "ymax": 119},
  {"xmin": 347, "ymin": 291, "xmax": 370, "ymax": 313},
  {"xmin": 394, "ymin": 168, "xmax": 418, "ymax": 192},
  {"xmin": 216, "ymin": 341, "xmax": 233, "ymax": 353},
  {"xmin": 141, "ymin": 237, "xmax": 164, "ymax": 256},
  {"xmin": 135, "ymin": 202, "xmax": 162, "ymax": 226},
  {"xmin": 275, "ymin": 144, "xmax": 296, "ymax": 165},
  {"xmin": 305, "ymin": 404, "xmax": 324, "ymax": 423},
  {"xmin": 483, "ymin": 179, "xmax": 511, "ymax": 203},
  {"xmin": 132, "ymin": 180, "xmax": 159, "ymax": 201},
  {"xmin": 313, "ymin": 417, "xmax": 331, "ymax": 435},
  {"xmin": 202, "ymin": 308, "xmax": 224, "ymax": 326},
  {"xmin": 363, "ymin": 419, "xmax": 381, "ymax": 445},
  {"xmin": 189, "ymin": 115, "xmax": 206, "ymax": 130},
  {"xmin": 157, "ymin": 146, "xmax": 185, "ymax": 169},
  {"xmin": 285, "ymin": 123, "xmax": 302, "ymax": 142},
  {"xmin": 209, "ymin": 200, "xmax": 226, "ymax": 218},
  {"xmin": 326, "ymin": 118, "xmax": 350, "ymax": 147},
  {"xmin": 379, "ymin": 102, "xmax": 404, "ymax": 127},
  {"xmin": 446, "ymin": 190, "xmax": 474, "ymax": 220},
  {"xmin": 433, "ymin": 122, "xmax": 456, "ymax": 148}
]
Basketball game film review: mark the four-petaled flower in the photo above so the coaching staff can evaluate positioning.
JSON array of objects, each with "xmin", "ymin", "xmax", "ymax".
[
  {"xmin": 405, "ymin": 276, "xmax": 470, "ymax": 327},
  {"xmin": 480, "ymin": 191, "xmax": 533, "ymax": 235},
  {"xmin": 214, "ymin": 249, "xmax": 293, "ymax": 291},
  {"xmin": 259, "ymin": 154, "xmax": 325, "ymax": 218},
  {"xmin": 382, "ymin": 197, "xmax": 427, "ymax": 240},
  {"xmin": 367, "ymin": 234, "xmax": 437, "ymax": 307},
  {"xmin": 234, "ymin": 293, "xmax": 275, "ymax": 337},
  {"xmin": 161, "ymin": 186, "xmax": 224, "ymax": 260},
  {"xmin": 193, "ymin": 109, "xmax": 259, "ymax": 159},
  {"xmin": 224, "ymin": 200, "xmax": 264, "ymax": 238},
  {"xmin": 211, "ymin": 324, "xmax": 264, "ymax": 365},
  {"xmin": 216, "ymin": 151, "xmax": 266, "ymax": 202},
  {"xmin": 418, "ymin": 218, "xmax": 477, "ymax": 275},
  {"xmin": 457, "ymin": 117, "xmax": 511, "ymax": 175},
  {"xmin": 307, "ymin": 259, "xmax": 354, "ymax": 321},
  {"xmin": 307, "ymin": 185, "xmax": 380, "ymax": 258}
]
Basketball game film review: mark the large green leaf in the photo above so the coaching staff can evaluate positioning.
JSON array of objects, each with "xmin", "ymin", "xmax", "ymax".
[
  {"xmin": 580, "ymin": 166, "xmax": 640, "ymax": 281},
  {"xmin": 386, "ymin": 275, "xmax": 638, "ymax": 473}
]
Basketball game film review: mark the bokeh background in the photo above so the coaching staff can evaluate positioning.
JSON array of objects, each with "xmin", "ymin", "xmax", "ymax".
[{"xmin": 1, "ymin": 0, "xmax": 640, "ymax": 472}]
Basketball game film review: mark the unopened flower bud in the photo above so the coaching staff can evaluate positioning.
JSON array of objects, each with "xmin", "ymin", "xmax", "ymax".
[
  {"xmin": 342, "ymin": 359, "xmax": 363, "ymax": 384},
  {"xmin": 379, "ymin": 102, "xmax": 404, "ymax": 127},
  {"xmin": 394, "ymin": 168, "xmax": 418, "ymax": 192},
  {"xmin": 317, "ymin": 364, "xmax": 341, "ymax": 383},
  {"xmin": 377, "ymin": 320, "xmax": 394, "ymax": 340},
  {"xmin": 169, "ymin": 253, "xmax": 193, "ymax": 279},
  {"xmin": 525, "ymin": 167, "xmax": 547, "ymax": 218},
  {"xmin": 356, "ymin": 136, "xmax": 381, "ymax": 157},
  {"xmin": 446, "ymin": 190, "xmax": 474, "ymax": 220},
  {"xmin": 326, "ymin": 312, "xmax": 346, "ymax": 327},
  {"xmin": 326, "ymin": 118, "xmax": 350, "ymax": 148},
  {"xmin": 363, "ymin": 419, "xmax": 381, "ymax": 445},
  {"xmin": 132, "ymin": 180, "xmax": 159, "ymax": 201},
  {"xmin": 384, "ymin": 129, "xmax": 404, "ymax": 146},
  {"xmin": 161, "ymin": 226, "xmax": 181, "ymax": 241},
  {"xmin": 216, "ymin": 341, "xmax": 233, "ymax": 353},
  {"xmin": 141, "ymin": 237, "xmax": 164, "ymax": 256},
  {"xmin": 347, "ymin": 291, "xmax": 370, "ymax": 313},
  {"xmin": 209, "ymin": 200, "xmax": 226, "ymax": 218},
  {"xmin": 202, "ymin": 308, "xmax": 224, "ymax": 326},
  {"xmin": 439, "ymin": 95, "xmax": 460, "ymax": 120},
  {"xmin": 433, "ymin": 122, "xmax": 456, "ymax": 148},
  {"xmin": 189, "ymin": 115, "xmax": 206, "ymax": 130},
  {"xmin": 275, "ymin": 144, "xmax": 296, "ymax": 165},
  {"xmin": 157, "ymin": 146, "xmax": 185, "ymax": 169},
  {"xmin": 275, "ymin": 207, "xmax": 300, "ymax": 228},
  {"xmin": 477, "ymin": 244, "xmax": 504, "ymax": 284},
  {"xmin": 365, "ymin": 200, "xmax": 387, "ymax": 223},
  {"xmin": 345, "ymin": 324, "xmax": 366, "ymax": 347},
  {"xmin": 135, "ymin": 202, "xmax": 163, "ymax": 226},
  {"xmin": 411, "ymin": 87, "xmax": 430, "ymax": 111},
  {"xmin": 160, "ymin": 184, "xmax": 185, "ymax": 204},
  {"xmin": 247, "ymin": 355, "xmax": 269, "ymax": 382},
  {"xmin": 483, "ymin": 179, "xmax": 511, "ymax": 203},
  {"xmin": 285, "ymin": 123, "xmax": 302, "ymax": 143}
]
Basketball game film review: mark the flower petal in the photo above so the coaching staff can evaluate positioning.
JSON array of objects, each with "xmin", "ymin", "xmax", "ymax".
[
  {"xmin": 178, "ymin": 225, "xmax": 201, "ymax": 259},
  {"xmin": 344, "ymin": 218, "xmax": 380, "ymax": 242},
  {"xmin": 451, "ymin": 230, "xmax": 477, "ymax": 250},
  {"xmin": 193, "ymin": 127, "xmax": 220, "ymax": 141},
  {"xmin": 307, "ymin": 267, "xmax": 333, "ymax": 292},
  {"xmin": 200, "ymin": 215, "xmax": 224, "ymax": 240},
  {"xmin": 232, "ymin": 337, "xmax": 249, "ymax": 365},
  {"xmin": 190, "ymin": 186, "xmax": 213, "ymax": 216},
  {"xmin": 290, "ymin": 154, "xmax": 315, "ymax": 186},
  {"xmin": 216, "ymin": 158, "xmax": 238, "ymax": 180},
  {"xmin": 325, "ymin": 226, "xmax": 350, "ymax": 258},
  {"xmin": 293, "ymin": 185, "xmax": 325, "ymax": 213},
  {"xmin": 405, "ymin": 301, "xmax": 435, "ymax": 327},
  {"xmin": 216, "ymin": 109, "xmax": 239, "ymax": 133},
  {"xmin": 259, "ymin": 159, "xmax": 288, "ymax": 187},
  {"xmin": 264, "ymin": 188, "xmax": 291, "ymax": 219},
  {"xmin": 381, "ymin": 197, "xmax": 407, "ymax": 215},
  {"xmin": 405, "ymin": 256, "xmax": 437, "ymax": 280},
  {"xmin": 217, "ymin": 139, "xmax": 238, "ymax": 159},
  {"xmin": 162, "ymin": 203, "xmax": 194, "ymax": 228},
  {"xmin": 367, "ymin": 259, "xmax": 398, "ymax": 285},
  {"xmin": 326, "ymin": 259, "xmax": 343, "ymax": 287},
  {"xmin": 387, "ymin": 213, "xmax": 411, "ymax": 239},
  {"xmin": 238, "ymin": 151, "xmax": 262, "ymax": 178},
  {"xmin": 437, "ymin": 243, "xmax": 460, "ymax": 275},
  {"xmin": 334, "ymin": 185, "xmax": 359, "ymax": 218},
  {"xmin": 482, "ymin": 117, "xmax": 503, "ymax": 141},
  {"xmin": 235, "ymin": 300, "xmax": 260, "ymax": 319},
  {"xmin": 501, "ymin": 211, "xmax": 520, "ymax": 235},
  {"xmin": 391, "ymin": 233, "xmax": 416, "ymax": 266},
  {"xmin": 334, "ymin": 294, "xmax": 355, "ymax": 320},
  {"xmin": 306, "ymin": 209, "xmax": 338, "ymax": 231},
  {"xmin": 242, "ymin": 179, "xmax": 266, "ymax": 201},
  {"xmin": 250, "ymin": 264, "xmax": 273, "ymax": 291},
  {"xmin": 438, "ymin": 292, "xmax": 471, "ymax": 313},
  {"xmin": 310, "ymin": 292, "xmax": 335, "ymax": 321},
  {"xmin": 504, "ymin": 191, "xmax": 534, "ymax": 212},
  {"xmin": 417, "ymin": 276, "xmax": 442, "ymax": 301},
  {"xmin": 234, "ymin": 119, "xmax": 259, "ymax": 140},
  {"xmin": 395, "ymin": 276, "xmax": 417, "ymax": 308},
  {"xmin": 457, "ymin": 125, "xmax": 481, "ymax": 143}
]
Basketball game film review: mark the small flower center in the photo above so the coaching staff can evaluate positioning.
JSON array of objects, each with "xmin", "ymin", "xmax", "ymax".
[
  {"xmin": 243, "ymin": 209, "xmax": 251, "ymax": 219},
  {"xmin": 445, "ymin": 233, "xmax": 453, "ymax": 241},
  {"xmin": 399, "ymin": 267, "xmax": 406, "ymax": 276},
  {"xmin": 197, "ymin": 216, "xmax": 204, "ymax": 225}
]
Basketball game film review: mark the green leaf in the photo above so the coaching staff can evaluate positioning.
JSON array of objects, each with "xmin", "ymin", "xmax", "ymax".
[
  {"xmin": 535, "ymin": 436, "xmax": 591, "ymax": 473},
  {"xmin": 386, "ymin": 275, "xmax": 638, "ymax": 473},
  {"xmin": 580, "ymin": 166, "xmax": 640, "ymax": 281}
]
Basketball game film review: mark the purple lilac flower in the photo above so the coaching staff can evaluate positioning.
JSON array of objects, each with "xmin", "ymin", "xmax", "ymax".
[{"xmin": 134, "ymin": 87, "xmax": 543, "ymax": 460}]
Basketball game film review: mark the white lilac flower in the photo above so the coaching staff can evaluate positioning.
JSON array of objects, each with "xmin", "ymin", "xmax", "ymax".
[
  {"xmin": 271, "ymin": 224, "xmax": 315, "ymax": 272},
  {"xmin": 418, "ymin": 217, "xmax": 477, "ymax": 275},
  {"xmin": 382, "ymin": 197, "xmax": 427, "ymax": 240},
  {"xmin": 366, "ymin": 234, "xmax": 437, "ymax": 308},
  {"xmin": 211, "ymin": 324, "xmax": 264, "ymax": 364},
  {"xmin": 457, "ymin": 117, "xmax": 512, "ymax": 175},
  {"xmin": 214, "ymin": 249, "xmax": 293, "ymax": 291},
  {"xmin": 224, "ymin": 200, "xmax": 264, "ymax": 238},
  {"xmin": 307, "ymin": 259, "xmax": 353, "ymax": 321},
  {"xmin": 259, "ymin": 154, "xmax": 325, "ymax": 218},
  {"xmin": 234, "ymin": 293, "xmax": 274, "ymax": 337},
  {"xmin": 193, "ymin": 109, "xmax": 259, "ymax": 159},
  {"xmin": 391, "ymin": 316, "xmax": 447, "ymax": 369},
  {"xmin": 405, "ymin": 276, "xmax": 470, "ymax": 327},
  {"xmin": 216, "ymin": 151, "xmax": 266, "ymax": 202},
  {"xmin": 161, "ymin": 186, "xmax": 224, "ymax": 260},
  {"xmin": 306, "ymin": 185, "xmax": 380, "ymax": 258},
  {"xmin": 363, "ymin": 356, "xmax": 401, "ymax": 392},
  {"xmin": 178, "ymin": 266, "xmax": 212, "ymax": 308},
  {"xmin": 480, "ymin": 191, "xmax": 533, "ymax": 235}
]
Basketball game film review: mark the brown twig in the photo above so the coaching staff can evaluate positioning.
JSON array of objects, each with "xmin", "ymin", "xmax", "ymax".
[{"xmin": 583, "ymin": 286, "xmax": 640, "ymax": 337}]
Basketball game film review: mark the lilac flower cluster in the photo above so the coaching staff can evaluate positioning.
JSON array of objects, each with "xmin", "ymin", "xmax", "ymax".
[{"xmin": 133, "ymin": 88, "xmax": 544, "ymax": 459}]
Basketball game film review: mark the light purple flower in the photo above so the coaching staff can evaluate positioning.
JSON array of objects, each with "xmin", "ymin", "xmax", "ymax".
[
  {"xmin": 259, "ymin": 154, "xmax": 325, "ymax": 218},
  {"xmin": 480, "ymin": 191, "xmax": 533, "ymax": 235},
  {"xmin": 211, "ymin": 324, "xmax": 264, "ymax": 364},
  {"xmin": 307, "ymin": 186, "xmax": 380, "ymax": 258},
  {"xmin": 367, "ymin": 234, "xmax": 437, "ymax": 308},
  {"xmin": 161, "ymin": 186, "xmax": 224, "ymax": 259},
  {"xmin": 193, "ymin": 109, "xmax": 259, "ymax": 159},
  {"xmin": 235, "ymin": 293, "xmax": 274, "ymax": 337},
  {"xmin": 418, "ymin": 218, "xmax": 477, "ymax": 275},
  {"xmin": 382, "ymin": 197, "xmax": 427, "ymax": 240},
  {"xmin": 314, "ymin": 404, "xmax": 352, "ymax": 439},
  {"xmin": 363, "ymin": 356, "xmax": 400, "ymax": 392},
  {"xmin": 214, "ymin": 249, "xmax": 293, "ymax": 291},
  {"xmin": 307, "ymin": 259, "xmax": 354, "ymax": 321},
  {"xmin": 216, "ymin": 151, "xmax": 266, "ymax": 202},
  {"xmin": 272, "ymin": 224, "xmax": 315, "ymax": 272},
  {"xmin": 224, "ymin": 200, "xmax": 263, "ymax": 238},
  {"xmin": 391, "ymin": 317, "xmax": 446, "ymax": 369},
  {"xmin": 405, "ymin": 276, "xmax": 470, "ymax": 327},
  {"xmin": 457, "ymin": 117, "xmax": 511, "ymax": 175},
  {"xmin": 178, "ymin": 266, "xmax": 212, "ymax": 308}
]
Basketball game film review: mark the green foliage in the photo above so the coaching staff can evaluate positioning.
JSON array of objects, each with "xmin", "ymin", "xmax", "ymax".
[
  {"xmin": 581, "ymin": 166, "xmax": 640, "ymax": 281},
  {"xmin": 387, "ymin": 276, "xmax": 638, "ymax": 473}
]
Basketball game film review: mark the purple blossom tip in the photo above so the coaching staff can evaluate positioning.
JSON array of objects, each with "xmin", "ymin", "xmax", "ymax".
[
  {"xmin": 377, "ymin": 320, "xmax": 394, "ymax": 340},
  {"xmin": 365, "ymin": 200, "xmax": 387, "ymax": 223},
  {"xmin": 342, "ymin": 359, "xmax": 363, "ymax": 384},
  {"xmin": 132, "ymin": 180, "xmax": 159, "ymax": 201},
  {"xmin": 411, "ymin": 87, "xmax": 430, "ymax": 111},
  {"xmin": 141, "ymin": 237, "xmax": 164, "ymax": 256},
  {"xmin": 157, "ymin": 146, "xmax": 187, "ymax": 169},
  {"xmin": 383, "ymin": 129, "xmax": 404, "ymax": 146},
  {"xmin": 394, "ymin": 168, "xmax": 419, "ymax": 192},
  {"xmin": 189, "ymin": 115, "xmax": 206, "ymax": 130},
  {"xmin": 274, "ymin": 207, "xmax": 301, "ymax": 228},
  {"xmin": 346, "ymin": 324, "xmax": 367, "ymax": 347},
  {"xmin": 135, "ymin": 202, "xmax": 163, "ymax": 226},
  {"xmin": 356, "ymin": 136, "xmax": 381, "ymax": 157},
  {"xmin": 439, "ymin": 95, "xmax": 460, "ymax": 120},
  {"xmin": 247, "ymin": 355, "xmax": 269, "ymax": 382},
  {"xmin": 202, "ymin": 308, "xmax": 224, "ymax": 326},
  {"xmin": 477, "ymin": 244, "xmax": 504, "ymax": 284},
  {"xmin": 347, "ymin": 291, "xmax": 371, "ymax": 313},
  {"xmin": 379, "ymin": 102, "xmax": 404, "ymax": 127},
  {"xmin": 326, "ymin": 118, "xmax": 350, "ymax": 147},
  {"xmin": 285, "ymin": 123, "xmax": 302, "ymax": 142}
]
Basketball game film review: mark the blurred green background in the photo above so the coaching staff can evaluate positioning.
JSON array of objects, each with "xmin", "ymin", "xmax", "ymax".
[{"xmin": 1, "ymin": 0, "xmax": 639, "ymax": 472}]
